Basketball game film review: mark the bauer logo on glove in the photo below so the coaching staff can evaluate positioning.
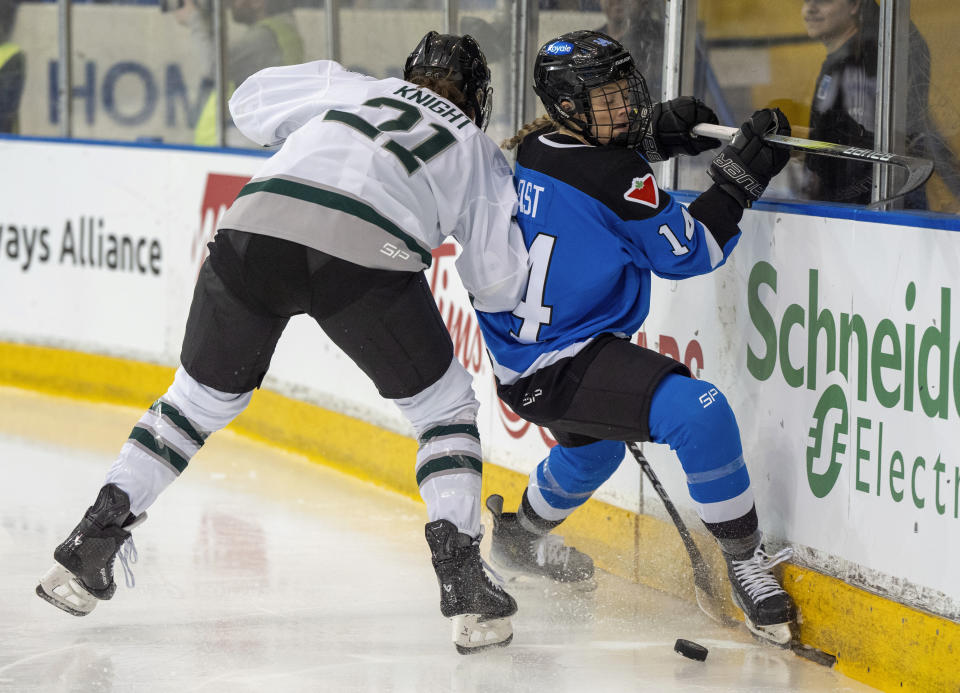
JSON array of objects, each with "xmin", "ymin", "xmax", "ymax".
[{"xmin": 708, "ymin": 107, "xmax": 792, "ymax": 208}]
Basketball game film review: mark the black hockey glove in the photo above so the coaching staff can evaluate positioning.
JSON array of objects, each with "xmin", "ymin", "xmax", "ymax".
[
  {"xmin": 708, "ymin": 107, "xmax": 791, "ymax": 208},
  {"xmin": 642, "ymin": 97, "xmax": 720, "ymax": 162}
]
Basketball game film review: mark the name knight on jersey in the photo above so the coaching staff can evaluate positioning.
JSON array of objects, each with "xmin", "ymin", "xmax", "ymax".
[{"xmin": 392, "ymin": 85, "xmax": 472, "ymax": 129}]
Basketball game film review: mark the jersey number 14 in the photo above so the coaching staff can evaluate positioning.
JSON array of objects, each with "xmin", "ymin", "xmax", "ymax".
[
  {"xmin": 511, "ymin": 233, "xmax": 556, "ymax": 343},
  {"xmin": 657, "ymin": 207, "xmax": 697, "ymax": 256}
]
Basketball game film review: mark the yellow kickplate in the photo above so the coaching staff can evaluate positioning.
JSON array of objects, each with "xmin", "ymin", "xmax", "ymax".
[{"xmin": 3, "ymin": 341, "xmax": 957, "ymax": 692}]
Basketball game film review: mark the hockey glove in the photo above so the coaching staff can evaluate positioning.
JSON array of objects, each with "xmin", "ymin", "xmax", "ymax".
[
  {"xmin": 642, "ymin": 97, "xmax": 720, "ymax": 162},
  {"xmin": 708, "ymin": 107, "xmax": 791, "ymax": 207}
]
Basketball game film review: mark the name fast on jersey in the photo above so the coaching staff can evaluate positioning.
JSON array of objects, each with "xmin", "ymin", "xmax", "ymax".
[{"xmin": 516, "ymin": 179, "xmax": 545, "ymax": 218}]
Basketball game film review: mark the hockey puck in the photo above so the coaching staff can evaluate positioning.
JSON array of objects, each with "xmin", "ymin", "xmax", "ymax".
[{"xmin": 674, "ymin": 638, "xmax": 708, "ymax": 661}]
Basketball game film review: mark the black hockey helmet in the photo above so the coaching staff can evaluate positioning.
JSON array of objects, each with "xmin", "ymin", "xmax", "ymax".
[
  {"xmin": 533, "ymin": 30, "xmax": 651, "ymax": 147},
  {"xmin": 404, "ymin": 31, "xmax": 493, "ymax": 131}
]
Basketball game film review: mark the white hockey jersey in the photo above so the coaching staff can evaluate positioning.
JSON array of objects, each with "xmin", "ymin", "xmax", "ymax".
[{"xmin": 218, "ymin": 59, "xmax": 529, "ymax": 313}]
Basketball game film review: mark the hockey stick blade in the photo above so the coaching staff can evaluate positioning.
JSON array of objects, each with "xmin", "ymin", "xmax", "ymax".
[
  {"xmin": 691, "ymin": 123, "xmax": 934, "ymax": 206},
  {"xmin": 627, "ymin": 442, "xmax": 732, "ymax": 625}
]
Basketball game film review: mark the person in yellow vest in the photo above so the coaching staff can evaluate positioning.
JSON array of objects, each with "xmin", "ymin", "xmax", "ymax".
[
  {"xmin": 0, "ymin": 0, "xmax": 24, "ymax": 133},
  {"xmin": 179, "ymin": 0, "xmax": 304, "ymax": 146}
]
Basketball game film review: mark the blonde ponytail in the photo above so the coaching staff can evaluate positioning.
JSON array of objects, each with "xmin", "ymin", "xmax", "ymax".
[{"xmin": 500, "ymin": 114, "xmax": 555, "ymax": 151}]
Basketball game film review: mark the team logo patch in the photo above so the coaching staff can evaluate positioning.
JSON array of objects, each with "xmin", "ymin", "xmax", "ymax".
[
  {"xmin": 623, "ymin": 174, "xmax": 659, "ymax": 208},
  {"xmin": 544, "ymin": 41, "xmax": 574, "ymax": 55}
]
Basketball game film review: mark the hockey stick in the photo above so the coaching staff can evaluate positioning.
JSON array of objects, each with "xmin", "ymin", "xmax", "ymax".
[
  {"xmin": 626, "ymin": 441, "xmax": 730, "ymax": 624},
  {"xmin": 692, "ymin": 122, "xmax": 934, "ymax": 206}
]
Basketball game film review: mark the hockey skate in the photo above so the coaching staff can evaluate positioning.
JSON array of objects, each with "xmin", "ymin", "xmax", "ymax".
[
  {"xmin": 485, "ymin": 494, "xmax": 594, "ymax": 587},
  {"xmin": 425, "ymin": 519, "xmax": 517, "ymax": 655},
  {"xmin": 36, "ymin": 484, "xmax": 145, "ymax": 616},
  {"xmin": 723, "ymin": 544, "xmax": 796, "ymax": 646}
]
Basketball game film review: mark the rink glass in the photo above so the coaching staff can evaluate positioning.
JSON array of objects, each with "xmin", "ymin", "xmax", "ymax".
[{"xmin": 3, "ymin": 0, "xmax": 957, "ymax": 214}]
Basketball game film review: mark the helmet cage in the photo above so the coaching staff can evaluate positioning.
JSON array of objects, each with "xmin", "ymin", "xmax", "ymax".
[
  {"xmin": 534, "ymin": 32, "xmax": 652, "ymax": 148},
  {"xmin": 404, "ymin": 31, "xmax": 493, "ymax": 131}
]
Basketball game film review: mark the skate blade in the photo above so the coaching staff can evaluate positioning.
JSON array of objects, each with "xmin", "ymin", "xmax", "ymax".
[
  {"xmin": 451, "ymin": 614, "xmax": 514, "ymax": 655},
  {"xmin": 694, "ymin": 586, "xmax": 737, "ymax": 627},
  {"xmin": 36, "ymin": 564, "xmax": 97, "ymax": 616},
  {"xmin": 744, "ymin": 619, "xmax": 792, "ymax": 647},
  {"xmin": 694, "ymin": 586, "xmax": 724, "ymax": 623},
  {"xmin": 489, "ymin": 558, "xmax": 597, "ymax": 592},
  {"xmin": 502, "ymin": 573, "xmax": 599, "ymax": 597}
]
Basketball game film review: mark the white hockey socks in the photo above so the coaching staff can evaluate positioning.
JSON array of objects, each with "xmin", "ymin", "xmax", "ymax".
[{"xmin": 105, "ymin": 367, "xmax": 251, "ymax": 515}]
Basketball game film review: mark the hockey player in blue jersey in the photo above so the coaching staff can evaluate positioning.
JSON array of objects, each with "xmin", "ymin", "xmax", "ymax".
[{"xmin": 476, "ymin": 30, "xmax": 797, "ymax": 645}]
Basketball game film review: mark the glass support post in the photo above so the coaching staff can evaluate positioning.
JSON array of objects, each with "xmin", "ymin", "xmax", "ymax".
[
  {"xmin": 659, "ymin": 0, "xmax": 688, "ymax": 190},
  {"xmin": 509, "ymin": 0, "xmax": 537, "ymax": 136},
  {"xmin": 325, "ymin": 0, "xmax": 341, "ymax": 63},
  {"xmin": 873, "ymin": 0, "xmax": 911, "ymax": 208},
  {"xmin": 443, "ymin": 0, "xmax": 458, "ymax": 35},
  {"xmin": 212, "ymin": 0, "xmax": 226, "ymax": 148},
  {"xmin": 57, "ymin": 0, "xmax": 72, "ymax": 138}
]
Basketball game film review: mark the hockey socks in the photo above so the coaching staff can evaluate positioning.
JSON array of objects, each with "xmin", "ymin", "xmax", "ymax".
[{"xmin": 415, "ymin": 422, "xmax": 484, "ymax": 537}]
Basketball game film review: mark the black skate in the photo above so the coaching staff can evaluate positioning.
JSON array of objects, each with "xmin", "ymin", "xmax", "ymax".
[
  {"xmin": 36, "ymin": 484, "xmax": 146, "ymax": 616},
  {"xmin": 425, "ymin": 519, "xmax": 517, "ymax": 655},
  {"xmin": 724, "ymin": 545, "xmax": 796, "ymax": 646},
  {"xmin": 486, "ymin": 494, "xmax": 594, "ymax": 586}
]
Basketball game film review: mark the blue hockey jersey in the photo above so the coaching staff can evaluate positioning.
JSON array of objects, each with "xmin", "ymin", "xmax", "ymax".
[{"xmin": 477, "ymin": 130, "xmax": 744, "ymax": 385}]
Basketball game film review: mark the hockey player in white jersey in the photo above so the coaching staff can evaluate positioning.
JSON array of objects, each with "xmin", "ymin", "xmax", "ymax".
[{"xmin": 36, "ymin": 32, "xmax": 526, "ymax": 655}]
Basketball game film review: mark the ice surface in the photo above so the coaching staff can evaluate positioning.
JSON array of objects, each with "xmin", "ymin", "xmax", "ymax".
[{"xmin": 0, "ymin": 387, "xmax": 874, "ymax": 692}]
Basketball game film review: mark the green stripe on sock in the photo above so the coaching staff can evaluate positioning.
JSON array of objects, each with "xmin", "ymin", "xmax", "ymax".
[
  {"xmin": 420, "ymin": 423, "xmax": 480, "ymax": 444},
  {"xmin": 129, "ymin": 425, "xmax": 190, "ymax": 473},
  {"xmin": 416, "ymin": 455, "xmax": 482, "ymax": 486},
  {"xmin": 151, "ymin": 400, "xmax": 206, "ymax": 447}
]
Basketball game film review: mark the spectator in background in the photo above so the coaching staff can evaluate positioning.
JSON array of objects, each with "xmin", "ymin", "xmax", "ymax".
[
  {"xmin": 802, "ymin": 0, "xmax": 959, "ymax": 209},
  {"xmin": 171, "ymin": 0, "xmax": 303, "ymax": 146},
  {"xmin": 539, "ymin": 0, "xmax": 601, "ymax": 11},
  {"xmin": 596, "ymin": 0, "xmax": 664, "ymax": 100},
  {"xmin": 0, "ymin": 0, "xmax": 24, "ymax": 133}
]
